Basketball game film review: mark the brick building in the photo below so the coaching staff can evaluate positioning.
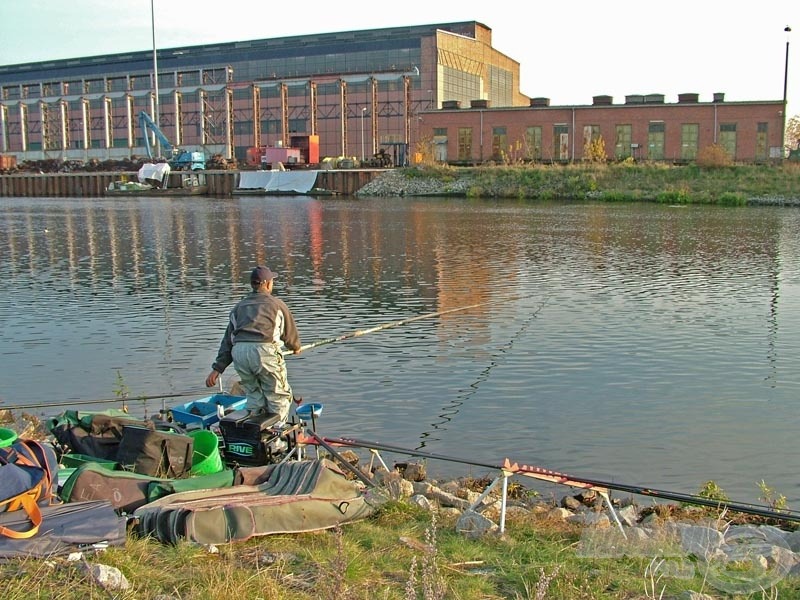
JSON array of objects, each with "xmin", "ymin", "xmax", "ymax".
[{"xmin": 419, "ymin": 93, "xmax": 785, "ymax": 164}]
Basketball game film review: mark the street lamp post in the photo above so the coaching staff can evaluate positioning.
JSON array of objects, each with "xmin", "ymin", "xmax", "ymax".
[
  {"xmin": 783, "ymin": 26, "xmax": 792, "ymax": 157},
  {"xmin": 361, "ymin": 107, "xmax": 367, "ymax": 162},
  {"xmin": 150, "ymin": 0, "xmax": 160, "ymax": 156}
]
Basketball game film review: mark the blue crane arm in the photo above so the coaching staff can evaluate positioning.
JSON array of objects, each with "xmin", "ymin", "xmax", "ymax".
[{"xmin": 138, "ymin": 111, "xmax": 173, "ymax": 157}]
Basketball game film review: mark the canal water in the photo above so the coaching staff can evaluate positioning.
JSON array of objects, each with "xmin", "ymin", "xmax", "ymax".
[{"xmin": 1, "ymin": 195, "xmax": 799, "ymax": 506}]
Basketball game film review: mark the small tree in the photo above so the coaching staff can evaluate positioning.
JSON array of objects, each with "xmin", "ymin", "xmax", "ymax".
[
  {"xmin": 785, "ymin": 114, "xmax": 800, "ymax": 156},
  {"xmin": 584, "ymin": 135, "xmax": 607, "ymax": 163},
  {"xmin": 413, "ymin": 133, "xmax": 436, "ymax": 165}
]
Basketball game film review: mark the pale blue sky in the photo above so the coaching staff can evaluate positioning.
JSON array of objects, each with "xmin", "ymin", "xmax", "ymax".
[{"xmin": 1, "ymin": 1, "xmax": 797, "ymax": 119}]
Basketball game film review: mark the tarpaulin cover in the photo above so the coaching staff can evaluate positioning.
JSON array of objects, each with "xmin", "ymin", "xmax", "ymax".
[
  {"xmin": 237, "ymin": 170, "xmax": 319, "ymax": 193},
  {"xmin": 138, "ymin": 162, "xmax": 171, "ymax": 185}
]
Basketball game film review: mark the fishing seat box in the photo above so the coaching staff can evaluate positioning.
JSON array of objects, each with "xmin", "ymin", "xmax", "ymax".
[{"xmin": 218, "ymin": 410, "xmax": 282, "ymax": 466}]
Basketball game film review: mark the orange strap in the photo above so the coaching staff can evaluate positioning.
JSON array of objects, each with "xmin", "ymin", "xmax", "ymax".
[{"xmin": 0, "ymin": 491, "xmax": 43, "ymax": 539}]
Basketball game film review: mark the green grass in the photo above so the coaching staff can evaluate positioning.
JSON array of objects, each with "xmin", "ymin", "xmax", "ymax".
[{"xmin": 3, "ymin": 499, "xmax": 799, "ymax": 599}]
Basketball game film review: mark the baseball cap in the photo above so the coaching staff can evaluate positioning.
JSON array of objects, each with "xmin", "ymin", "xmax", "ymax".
[{"xmin": 250, "ymin": 266, "xmax": 276, "ymax": 284}]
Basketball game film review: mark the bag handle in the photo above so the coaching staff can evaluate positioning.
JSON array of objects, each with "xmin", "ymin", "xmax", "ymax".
[{"xmin": 0, "ymin": 491, "xmax": 43, "ymax": 539}]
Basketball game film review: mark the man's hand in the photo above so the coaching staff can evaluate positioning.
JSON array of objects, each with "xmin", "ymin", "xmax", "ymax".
[{"xmin": 205, "ymin": 370, "xmax": 220, "ymax": 388}]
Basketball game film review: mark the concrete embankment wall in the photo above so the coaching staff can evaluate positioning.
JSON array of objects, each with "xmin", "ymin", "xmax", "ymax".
[{"xmin": 0, "ymin": 169, "xmax": 382, "ymax": 198}]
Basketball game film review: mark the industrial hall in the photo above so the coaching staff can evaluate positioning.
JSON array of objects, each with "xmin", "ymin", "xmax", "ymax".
[{"xmin": 0, "ymin": 20, "xmax": 785, "ymax": 166}]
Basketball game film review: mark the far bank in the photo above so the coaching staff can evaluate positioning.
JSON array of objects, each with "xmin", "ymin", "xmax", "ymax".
[
  {"xmin": 2, "ymin": 163, "xmax": 799, "ymax": 203},
  {"xmin": 357, "ymin": 163, "xmax": 800, "ymax": 206}
]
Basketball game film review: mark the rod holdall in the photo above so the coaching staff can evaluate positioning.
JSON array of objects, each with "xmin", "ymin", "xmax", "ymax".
[{"xmin": 0, "ymin": 438, "xmax": 60, "ymax": 539}]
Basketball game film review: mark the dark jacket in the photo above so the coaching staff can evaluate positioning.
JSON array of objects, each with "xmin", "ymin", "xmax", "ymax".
[{"xmin": 211, "ymin": 290, "xmax": 301, "ymax": 373}]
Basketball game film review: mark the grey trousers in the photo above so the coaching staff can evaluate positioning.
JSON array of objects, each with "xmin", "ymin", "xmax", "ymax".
[{"xmin": 231, "ymin": 342, "xmax": 293, "ymax": 421}]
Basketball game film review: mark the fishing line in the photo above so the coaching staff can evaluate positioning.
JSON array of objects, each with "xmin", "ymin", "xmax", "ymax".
[{"xmin": 418, "ymin": 294, "xmax": 549, "ymax": 448}]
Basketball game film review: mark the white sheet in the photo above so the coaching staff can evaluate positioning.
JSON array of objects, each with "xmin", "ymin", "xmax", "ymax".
[
  {"xmin": 137, "ymin": 162, "xmax": 171, "ymax": 185},
  {"xmin": 238, "ymin": 170, "xmax": 319, "ymax": 193}
]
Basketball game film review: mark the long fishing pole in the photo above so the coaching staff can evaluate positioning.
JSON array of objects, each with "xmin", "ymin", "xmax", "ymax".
[
  {"xmin": 288, "ymin": 293, "xmax": 537, "ymax": 355},
  {"xmin": 322, "ymin": 435, "xmax": 800, "ymax": 524},
  {"xmin": 0, "ymin": 389, "xmax": 210, "ymax": 412}
]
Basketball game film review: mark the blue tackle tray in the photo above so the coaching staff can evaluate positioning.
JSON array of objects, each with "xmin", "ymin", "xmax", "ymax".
[{"xmin": 170, "ymin": 394, "xmax": 247, "ymax": 427}]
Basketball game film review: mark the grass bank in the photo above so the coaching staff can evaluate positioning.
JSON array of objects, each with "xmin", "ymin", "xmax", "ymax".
[
  {"xmin": 392, "ymin": 162, "xmax": 800, "ymax": 205},
  {"xmin": 2, "ymin": 496, "xmax": 798, "ymax": 599}
]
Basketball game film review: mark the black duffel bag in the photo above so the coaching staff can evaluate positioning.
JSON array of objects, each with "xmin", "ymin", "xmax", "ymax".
[
  {"xmin": 116, "ymin": 425, "xmax": 194, "ymax": 479},
  {"xmin": 48, "ymin": 410, "xmax": 152, "ymax": 461}
]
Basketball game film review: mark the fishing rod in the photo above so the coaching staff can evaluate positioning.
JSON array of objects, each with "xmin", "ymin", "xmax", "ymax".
[
  {"xmin": 0, "ymin": 389, "xmax": 211, "ymax": 412},
  {"xmin": 323, "ymin": 435, "xmax": 800, "ymax": 524},
  {"xmin": 288, "ymin": 293, "xmax": 539, "ymax": 355}
]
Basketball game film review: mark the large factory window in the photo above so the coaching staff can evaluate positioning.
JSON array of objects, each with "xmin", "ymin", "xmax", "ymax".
[
  {"xmin": 756, "ymin": 122, "xmax": 768, "ymax": 161},
  {"xmin": 458, "ymin": 127, "xmax": 472, "ymax": 161},
  {"xmin": 614, "ymin": 125, "xmax": 632, "ymax": 159},
  {"xmin": 719, "ymin": 123, "xmax": 737, "ymax": 159},
  {"xmin": 681, "ymin": 124, "xmax": 698, "ymax": 160},
  {"xmin": 648, "ymin": 122, "xmax": 665, "ymax": 160},
  {"xmin": 525, "ymin": 126, "xmax": 542, "ymax": 160},
  {"xmin": 492, "ymin": 127, "xmax": 507, "ymax": 160}
]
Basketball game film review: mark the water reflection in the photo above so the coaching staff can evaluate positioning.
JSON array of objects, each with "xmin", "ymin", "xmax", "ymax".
[{"xmin": 1, "ymin": 197, "xmax": 798, "ymax": 505}]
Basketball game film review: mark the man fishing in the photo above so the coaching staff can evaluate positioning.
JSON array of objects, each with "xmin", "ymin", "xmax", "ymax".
[{"xmin": 205, "ymin": 266, "xmax": 301, "ymax": 422}]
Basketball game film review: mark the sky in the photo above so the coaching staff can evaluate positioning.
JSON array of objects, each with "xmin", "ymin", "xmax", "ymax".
[{"xmin": 0, "ymin": 1, "xmax": 797, "ymax": 120}]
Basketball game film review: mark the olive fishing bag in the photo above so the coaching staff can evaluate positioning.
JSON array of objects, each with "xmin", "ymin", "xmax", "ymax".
[
  {"xmin": 0, "ymin": 439, "xmax": 60, "ymax": 539},
  {"xmin": 116, "ymin": 426, "xmax": 194, "ymax": 479},
  {"xmin": 60, "ymin": 462, "xmax": 236, "ymax": 515}
]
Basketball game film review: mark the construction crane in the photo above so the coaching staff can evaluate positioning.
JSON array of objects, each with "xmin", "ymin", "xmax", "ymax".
[{"xmin": 138, "ymin": 111, "xmax": 205, "ymax": 171}]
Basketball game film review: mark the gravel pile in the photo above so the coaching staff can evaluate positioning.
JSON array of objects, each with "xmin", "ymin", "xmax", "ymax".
[{"xmin": 355, "ymin": 169, "xmax": 472, "ymax": 197}]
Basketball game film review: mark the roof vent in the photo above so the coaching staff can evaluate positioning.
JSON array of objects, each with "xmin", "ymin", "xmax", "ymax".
[
  {"xmin": 593, "ymin": 95, "xmax": 613, "ymax": 105},
  {"xmin": 529, "ymin": 97, "xmax": 550, "ymax": 107},
  {"xmin": 441, "ymin": 100, "xmax": 461, "ymax": 109},
  {"xmin": 645, "ymin": 94, "xmax": 665, "ymax": 104},
  {"xmin": 713, "ymin": 92, "xmax": 725, "ymax": 102},
  {"xmin": 625, "ymin": 94, "xmax": 645, "ymax": 104},
  {"xmin": 470, "ymin": 99, "xmax": 489, "ymax": 108},
  {"xmin": 678, "ymin": 93, "xmax": 699, "ymax": 103}
]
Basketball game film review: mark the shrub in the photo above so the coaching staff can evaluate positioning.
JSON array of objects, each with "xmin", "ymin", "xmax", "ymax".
[{"xmin": 696, "ymin": 144, "xmax": 732, "ymax": 168}]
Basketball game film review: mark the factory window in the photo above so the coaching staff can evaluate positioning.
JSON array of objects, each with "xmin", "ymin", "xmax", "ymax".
[
  {"xmin": 491, "ymin": 127, "xmax": 507, "ymax": 160},
  {"xmin": 554, "ymin": 125, "xmax": 569, "ymax": 160},
  {"xmin": 615, "ymin": 124, "xmax": 632, "ymax": 159},
  {"xmin": 648, "ymin": 122, "xmax": 665, "ymax": 160},
  {"xmin": 525, "ymin": 126, "xmax": 542, "ymax": 160},
  {"xmin": 719, "ymin": 123, "xmax": 737, "ymax": 159},
  {"xmin": 681, "ymin": 124, "xmax": 698, "ymax": 161},
  {"xmin": 86, "ymin": 80, "xmax": 105, "ymax": 94},
  {"xmin": 582, "ymin": 125, "xmax": 601, "ymax": 159},
  {"xmin": 3, "ymin": 86, "xmax": 20, "ymax": 100},
  {"xmin": 755, "ymin": 122, "xmax": 768, "ymax": 161},
  {"xmin": 130, "ymin": 76, "xmax": 151, "ymax": 91},
  {"xmin": 458, "ymin": 127, "xmax": 472, "ymax": 160},
  {"xmin": 234, "ymin": 121, "xmax": 253, "ymax": 135},
  {"xmin": 107, "ymin": 78, "xmax": 127, "ymax": 93}
]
